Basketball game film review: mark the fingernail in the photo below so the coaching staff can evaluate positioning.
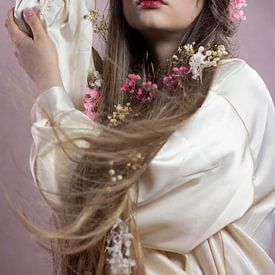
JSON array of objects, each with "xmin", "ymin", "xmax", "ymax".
[{"xmin": 23, "ymin": 8, "xmax": 34, "ymax": 17}]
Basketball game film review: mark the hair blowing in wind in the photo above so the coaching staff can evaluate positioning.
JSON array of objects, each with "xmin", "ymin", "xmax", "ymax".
[{"xmin": 7, "ymin": 0, "xmax": 241, "ymax": 274}]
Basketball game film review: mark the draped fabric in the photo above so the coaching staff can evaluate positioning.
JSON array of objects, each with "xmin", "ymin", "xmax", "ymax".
[
  {"xmin": 15, "ymin": 1, "xmax": 275, "ymax": 274},
  {"xmin": 29, "ymin": 58, "xmax": 275, "ymax": 275},
  {"xmin": 14, "ymin": 0, "xmax": 95, "ymax": 109}
]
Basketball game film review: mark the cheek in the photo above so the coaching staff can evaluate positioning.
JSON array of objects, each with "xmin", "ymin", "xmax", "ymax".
[
  {"xmin": 123, "ymin": 0, "xmax": 140, "ymax": 29},
  {"xmin": 169, "ymin": 0, "xmax": 202, "ymax": 29}
]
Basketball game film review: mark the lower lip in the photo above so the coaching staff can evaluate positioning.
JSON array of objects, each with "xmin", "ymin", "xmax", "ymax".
[{"xmin": 139, "ymin": 1, "xmax": 164, "ymax": 8}]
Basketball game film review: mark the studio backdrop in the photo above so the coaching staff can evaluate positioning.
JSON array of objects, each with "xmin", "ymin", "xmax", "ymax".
[{"xmin": 0, "ymin": 1, "xmax": 274, "ymax": 274}]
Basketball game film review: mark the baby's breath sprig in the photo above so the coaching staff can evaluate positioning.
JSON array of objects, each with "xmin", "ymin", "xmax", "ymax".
[
  {"xmin": 167, "ymin": 42, "xmax": 229, "ymax": 82},
  {"xmin": 107, "ymin": 103, "xmax": 139, "ymax": 128},
  {"xmin": 108, "ymin": 160, "xmax": 124, "ymax": 183},
  {"xmin": 108, "ymin": 152, "xmax": 145, "ymax": 183},
  {"xmin": 84, "ymin": 9, "xmax": 108, "ymax": 42},
  {"xmin": 168, "ymin": 42, "xmax": 196, "ymax": 68},
  {"xmin": 127, "ymin": 152, "xmax": 144, "ymax": 171},
  {"xmin": 207, "ymin": 45, "xmax": 229, "ymax": 62}
]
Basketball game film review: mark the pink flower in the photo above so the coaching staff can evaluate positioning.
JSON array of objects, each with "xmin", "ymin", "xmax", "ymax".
[
  {"xmin": 84, "ymin": 88, "xmax": 100, "ymax": 99},
  {"xmin": 137, "ymin": 89, "xmax": 143, "ymax": 95},
  {"xmin": 229, "ymin": 0, "xmax": 248, "ymax": 23},
  {"xmin": 163, "ymin": 66, "xmax": 189, "ymax": 93},
  {"xmin": 120, "ymin": 74, "xmax": 158, "ymax": 102},
  {"xmin": 179, "ymin": 66, "xmax": 188, "ymax": 74},
  {"xmin": 83, "ymin": 87, "xmax": 100, "ymax": 121}
]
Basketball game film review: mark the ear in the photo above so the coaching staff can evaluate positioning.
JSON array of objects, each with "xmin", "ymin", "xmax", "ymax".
[{"xmin": 92, "ymin": 47, "xmax": 103, "ymax": 75}]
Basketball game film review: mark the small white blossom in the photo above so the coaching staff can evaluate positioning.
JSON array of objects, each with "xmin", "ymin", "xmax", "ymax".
[
  {"xmin": 106, "ymin": 218, "xmax": 136, "ymax": 275},
  {"xmin": 88, "ymin": 70, "xmax": 103, "ymax": 89},
  {"xmin": 188, "ymin": 46, "xmax": 217, "ymax": 80}
]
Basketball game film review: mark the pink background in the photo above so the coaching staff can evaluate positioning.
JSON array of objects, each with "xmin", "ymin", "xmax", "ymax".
[{"xmin": 0, "ymin": 1, "xmax": 274, "ymax": 274}]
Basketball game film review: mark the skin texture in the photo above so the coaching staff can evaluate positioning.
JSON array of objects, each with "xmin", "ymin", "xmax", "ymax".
[
  {"xmin": 123, "ymin": 0, "xmax": 204, "ymax": 66},
  {"xmin": 5, "ymin": 8, "xmax": 63, "ymax": 93}
]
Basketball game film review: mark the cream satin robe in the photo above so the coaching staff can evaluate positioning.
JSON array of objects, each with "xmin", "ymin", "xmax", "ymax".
[{"xmin": 15, "ymin": 1, "xmax": 275, "ymax": 274}]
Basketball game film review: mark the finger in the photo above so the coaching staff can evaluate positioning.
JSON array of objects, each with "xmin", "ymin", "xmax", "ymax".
[
  {"xmin": 5, "ymin": 7, "xmax": 28, "ymax": 46},
  {"xmin": 23, "ymin": 8, "xmax": 46, "ymax": 40}
]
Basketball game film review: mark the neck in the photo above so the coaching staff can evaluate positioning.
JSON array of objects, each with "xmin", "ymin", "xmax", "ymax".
[{"xmin": 142, "ymin": 30, "xmax": 185, "ymax": 68}]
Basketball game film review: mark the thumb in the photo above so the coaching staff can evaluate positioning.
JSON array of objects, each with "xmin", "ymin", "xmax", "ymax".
[{"xmin": 23, "ymin": 8, "xmax": 45, "ymax": 40}]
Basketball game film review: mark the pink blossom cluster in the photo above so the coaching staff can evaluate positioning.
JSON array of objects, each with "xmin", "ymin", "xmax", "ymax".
[
  {"xmin": 120, "ymin": 74, "xmax": 158, "ymax": 101},
  {"xmin": 163, "ymin": 66, "xmax": 189, "ymax": 92},
  {"xmin": 83, "ymin": 87, "xmax": 100, "ymax": 120},
  {"xmin": 229, "ymin": 0, "xmax": 248, "ymax": 22}
]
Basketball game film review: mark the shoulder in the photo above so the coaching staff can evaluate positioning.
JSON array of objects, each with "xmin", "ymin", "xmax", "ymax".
[
  {"xmin": 207, "ymin": 58, "xmax": 273, "ymax": 143},
  {"xmin": 211, "ymin": 58, "xmax": 272, "ymax": 110}
]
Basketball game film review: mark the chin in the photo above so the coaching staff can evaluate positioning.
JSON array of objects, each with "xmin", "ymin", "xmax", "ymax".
[{"xmin": 131, "ymin": 13, "xmax": 170, "ymax": 32}]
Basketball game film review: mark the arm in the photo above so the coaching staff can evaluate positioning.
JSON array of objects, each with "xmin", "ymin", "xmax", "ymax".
[
  {"xmin": 135, "ymin": 90, "xmax": 255, "ymax": 253},
  {"xmin": 137, "ymin": 61, "xmax": 275, "ymax": 260},
  {"xmin": 13, "ymin": 0, "xmax": 95, "ymax": 109},
  {"xmin": 29, "ymin": 86, "xmax": 101, "ymax": 210},
  {"xmin": 5, "ymin": 4, "xmax": 100, "ymax": 211}
]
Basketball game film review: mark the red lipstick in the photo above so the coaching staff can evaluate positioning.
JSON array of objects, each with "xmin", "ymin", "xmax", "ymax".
[{"xmin": 137, "ymin": 0, "xmax": 166, "ymax": 8}]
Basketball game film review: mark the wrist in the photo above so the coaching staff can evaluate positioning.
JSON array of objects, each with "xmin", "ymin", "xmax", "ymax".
[{"xmin": 36, "ymin": 73, "xmax": 64, "ymax": 93}]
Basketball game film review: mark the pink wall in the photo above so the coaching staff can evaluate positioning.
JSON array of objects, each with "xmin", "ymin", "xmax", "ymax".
[{"xmin": 0, "ymin": 1, "xmax": 274, "ymax": 274}]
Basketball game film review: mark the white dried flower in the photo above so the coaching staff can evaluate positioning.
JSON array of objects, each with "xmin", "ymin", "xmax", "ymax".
[
  {"xmin": 188, "ymin": 46, "xmax": 217, "ymax": 81},
  {"xmin": 105, "ymin": 218, "xmax": 136, "ymax": 275}
]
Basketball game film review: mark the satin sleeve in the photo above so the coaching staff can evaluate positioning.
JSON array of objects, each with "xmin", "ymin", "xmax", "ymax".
[
  {"xmin": 29, "ymin": 87, "xmax": 101, "ymax": 210},
  {"xmin": 14, "ymin": 0, "xmax": 95, "ymax": 109},
  {"xmin": 135, "ymin": 59, "xmax": 273, "ymax": 255}
]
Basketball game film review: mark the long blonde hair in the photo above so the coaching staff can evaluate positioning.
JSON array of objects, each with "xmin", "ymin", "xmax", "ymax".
[{"xmin": 10, "ymin": 0, "xmax": 238, "ymax": 274}]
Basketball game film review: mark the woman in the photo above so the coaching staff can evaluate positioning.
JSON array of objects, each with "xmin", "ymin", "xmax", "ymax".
[{"xmin": 5, "ymin": 0, "xmax": 275, "ymax": 274}]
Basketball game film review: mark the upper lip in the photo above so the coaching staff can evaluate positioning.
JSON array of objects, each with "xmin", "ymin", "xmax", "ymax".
[{"xmin": 137, "ymin": 0, "xmax": 168, "ymax": 5}]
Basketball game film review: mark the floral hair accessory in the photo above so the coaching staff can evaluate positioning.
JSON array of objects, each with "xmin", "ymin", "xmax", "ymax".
[
  {"xmin": 84, "ymin": 9, "xmax": 108, "ymax": 42},
  {"xmin": 169, "ymin": 43, "xmax": 228, "ymax": 82},
  {"xmin": 229, "ymin": 0, "xmax": 248, "ymax": 22},
  {"xmin": 188, "ymin": 45, "xmax": 228, "ymax": 81},
  {"xmin": 84, "ymin": 43, "xmax": 229, "ymax": 122},
  {"xmin": 107, "ymin": 103, "xmax": 136, "ymax": 128},
  {"xmin": 108, "ymin": 152, "xmax": 144, "ymax": 182},
  {"xmin": 83, "ymin": 70, "xmax": 103, "ymax": 120},
  {"xmin": 88, "ymin": 70, "xmax": 103, "ymax": 90},
  {"xmin": 163, "ymin": 66, "xmax": 189, "ymax": 96},
  {"xmin": 105, "ymin": 218, "xmax": 136, "ymax": 275},
  {"xmin": 120, "ymin": 74, "xmax": 158, "ymax": 104},
  {"xmin": 83, "ymin": 88, "xmax": 100, "ymax": 121}
]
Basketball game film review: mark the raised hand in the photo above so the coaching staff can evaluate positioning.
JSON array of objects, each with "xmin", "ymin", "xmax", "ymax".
[{"xmin": 5, "ymin": 8, "xmax": 64, "ymax": 93}]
